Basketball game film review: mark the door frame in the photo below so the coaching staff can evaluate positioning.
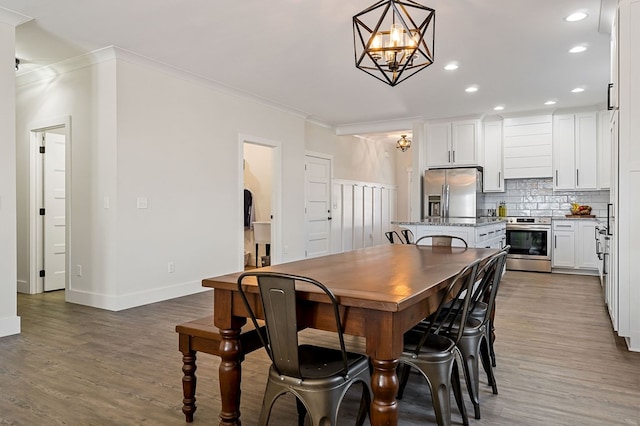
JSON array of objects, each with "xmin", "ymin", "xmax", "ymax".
[
  {"xmin": 237, "ymin": 134, "xmax": 282, "ymax": 268},
  {"xmin": 27, "ymin": 116, "xmax": 71, "ymax": 294}
]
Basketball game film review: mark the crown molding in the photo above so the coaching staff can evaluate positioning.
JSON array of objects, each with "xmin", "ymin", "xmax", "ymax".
[
  {"xmin": 335, "ymin": 117, "xmax": 422, "ymax": 136},
  {"xmin": 16, "ymin": 45, "xmax": 320, "ymax": 124},
  {"xmin": 0, "ymin": 7, "xmax": 32, "ymax": 26}
]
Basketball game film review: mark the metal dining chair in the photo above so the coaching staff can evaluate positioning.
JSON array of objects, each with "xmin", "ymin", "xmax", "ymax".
[
  {"xmin": 237, "ymin": 271, "xmax": 372, "ymax": 426},
  {"xmin": 415, "ymin": 234, "xmax": 469, "ymax": 248},
  {"xmin": 385, "ymin": 230, "xmax": 404, "ymax": 244},
  {"xmin": 397, "ymin": 258, "xmax": 482, "ymax": 426},
  {"xmin": 429, "ymin": 247, "xmax": 510, "ymax": 419},
  {"xmin": 401, "ymin": 229, "xmax": 414, "ymax": 244}
]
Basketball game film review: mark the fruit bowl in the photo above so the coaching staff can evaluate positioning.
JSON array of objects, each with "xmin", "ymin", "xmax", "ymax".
[{"xmin": 570, "ymin": 205, "xmax": 592, "ymax": 215}]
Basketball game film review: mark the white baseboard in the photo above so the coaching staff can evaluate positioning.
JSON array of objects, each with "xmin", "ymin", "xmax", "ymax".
[
  {"xmin": 625, "ymin": 334, "xmax": 640, "ymax": 352},
  {"xmin": 0, "ymin": 316, "xmax": 21, "ymax": 337},
  {"xmin": 66, "ymin": 280, "xmax": 211, "ymax": 311},
  {"xmin": 17, "ymin": 279, "xmax": 30, "ymax": 294}
]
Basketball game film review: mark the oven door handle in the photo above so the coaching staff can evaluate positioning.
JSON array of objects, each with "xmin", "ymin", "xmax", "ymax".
[{"xmin": 506, "ymin": 225, "xmax": 551, "ymax": 231}]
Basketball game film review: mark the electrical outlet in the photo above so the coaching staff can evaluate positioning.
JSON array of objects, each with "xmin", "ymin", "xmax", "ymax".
[
  {"xmin": 167, "ymin": 261, "xmax": 175, "ymax": 273},
  {"xmin": 137, "ymin": 197, "xmax": 148, "ymax": 209},
  {"xmin": 76, "ymin": 265, "xmax": 82, "ymax": 276}
]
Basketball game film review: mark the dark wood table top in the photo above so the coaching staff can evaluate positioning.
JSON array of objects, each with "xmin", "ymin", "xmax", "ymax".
[{"xmin": 203, "ymin": 244, "xmax": 497, "ymax": 313}]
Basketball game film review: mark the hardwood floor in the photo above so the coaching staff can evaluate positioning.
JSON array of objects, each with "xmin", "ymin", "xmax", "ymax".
[{"xmin": 1, "ymin": 271, "xmax": 638, "ymax": 425}]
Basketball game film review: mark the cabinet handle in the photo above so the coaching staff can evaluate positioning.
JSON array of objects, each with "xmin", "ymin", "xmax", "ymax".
[
  {"xmin": 498, "ymin": 171, "xmax": 501, "ymax": 188},
  {"xmin": 554, "ymin": 235, "xmax": 557, "ymax": 249},
  {"xmin": 448, "ymin": 150, "xmax": 451, "ymax": 163},
  {"xmin": 576, "ymin": 169, "xmax": 579, "ymax": 187},
  {"xmin": 555, "ymin": 170, "xmax": 558, "ymax": 186},
  {"xmin": 453, "ymin": 150, "xmax": 456, "ymax": 163},
  {"xmin": 556, "ymin": 225, "xmax": 572, "ymax": 228},
  {"xmin": 607, "ymin": 83, "xmax": 614, "ymax": 110}
]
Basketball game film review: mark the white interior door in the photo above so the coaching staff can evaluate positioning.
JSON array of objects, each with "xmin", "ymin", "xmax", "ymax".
[
  {"xmin": 43, "ymin": 132, "xmax": 66, "ymax": 291},
  {"xmin": 305, "ymin": 155, "xmax": 332, "ymax": 258}
]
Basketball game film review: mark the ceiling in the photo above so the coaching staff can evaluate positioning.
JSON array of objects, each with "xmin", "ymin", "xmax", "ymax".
[{"xmin": 3, "ymin": 0, "xmax": 614, "ymax": 136}]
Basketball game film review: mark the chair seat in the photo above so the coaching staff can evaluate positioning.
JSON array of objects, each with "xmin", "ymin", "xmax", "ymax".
[
  {"xmin": 298, "ymin": 345, "xmax": 368, "ymax": 379},
  {"xmin": 403, "ymin": 327, "xmax": 456, "ymax": 359},
  {"xmin": 444, "ymin": 299, "xmax": 488, "ymax": 323}
]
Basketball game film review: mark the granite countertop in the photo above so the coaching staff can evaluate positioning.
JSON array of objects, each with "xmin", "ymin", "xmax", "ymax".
[
  {"xmin": 551, "ymin": 216, "xmax": 604, "ymax": 220},
  {"xmin": 392, "ymin": 217, "xmax": 506, "ymax": 227}
]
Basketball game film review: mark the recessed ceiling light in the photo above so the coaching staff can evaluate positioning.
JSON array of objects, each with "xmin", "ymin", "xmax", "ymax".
[
  {"xmin": 569, "ymin": 45, "xmax": 587, "ymax": 53},
  {"xmin": 494, "ymin": 106, "xmax": 505, "ymax": 111},
  {"xmin": 444, "ymin": 63, "xmax": 459, "ymax": 71},
  {"xmin": 465, "ymin": 86, "xmax": 478, "ymax": 93},
  {"xmin": 571, "ymin": 87, "xmax": 585, "ymax": 93},
  {"xmin": 544, "ymin": 100, "xmax": 557, "ymax": 105},
  {"xmin": 565, "ymin": 12, "xmax": 588, "ymax": 22}
]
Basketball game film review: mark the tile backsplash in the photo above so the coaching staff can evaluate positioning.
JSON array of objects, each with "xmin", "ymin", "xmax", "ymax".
[{"xmin": 482, "ymin": 178, "xmax": 610, "ymax": 218}]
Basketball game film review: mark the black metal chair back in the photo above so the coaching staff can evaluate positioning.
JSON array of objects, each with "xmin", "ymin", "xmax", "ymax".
[
  {"xmin": 415, "ymin": 234, "xmax": 468, "ymax": 248},
  {"xmin": 237, "ymin": 272, "xmax": 350, "ymax": 378},
  {"xmin": 411, "ymin": 258, "xmax": 481, "ymax": 354},
  {"xmin": 385, "ymin": 230, "xmax": 404, "ymax": 244}
]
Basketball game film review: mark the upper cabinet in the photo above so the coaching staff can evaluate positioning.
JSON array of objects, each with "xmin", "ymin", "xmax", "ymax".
[
  {"xmin": 483, "ymin": 120, "xmax": 504, "ymax": 192},
  {"xmin": 425, "ymin": 119, "xmax": 480, "ymax": 168},
  {"xmin": 503, "ymin": 115, "xmax": 553, "ymax": 179},
  {"xmin": 552, "ymin": 112, "xmax": 598, "ymax": 191}
]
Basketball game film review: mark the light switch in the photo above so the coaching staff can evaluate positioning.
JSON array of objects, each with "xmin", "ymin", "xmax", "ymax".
[{"xmin": 137, "ymin": 197, "xmax": 148, "ymax": 209}]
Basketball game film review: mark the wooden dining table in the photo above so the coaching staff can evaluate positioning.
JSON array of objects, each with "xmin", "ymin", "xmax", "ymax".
[{"xmin": 202, "ymin": 243, "xmax": 498, "ymax": 426}]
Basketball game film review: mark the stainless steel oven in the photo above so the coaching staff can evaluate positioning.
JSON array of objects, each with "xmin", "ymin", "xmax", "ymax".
[{"xmin": 505, "ymin": 217, "xmax": 552, "ymax": 272}]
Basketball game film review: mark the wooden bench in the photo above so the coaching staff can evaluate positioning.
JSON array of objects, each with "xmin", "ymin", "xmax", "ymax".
[{"xmin": 176, "ymin": 316, "xmax": 265, "ymax": 422}]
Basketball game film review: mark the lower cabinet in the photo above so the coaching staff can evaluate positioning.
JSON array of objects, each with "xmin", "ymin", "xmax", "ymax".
[
  {"xmin": 398, "ymin": 222, "xmax": 506, "ymax": 248},
  {"xmin": 552, "ymin": 219, "xmax": 599, "ymax": 273}
]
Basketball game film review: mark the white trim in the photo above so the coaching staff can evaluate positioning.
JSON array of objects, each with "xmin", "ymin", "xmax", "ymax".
[
  {"xmin": 0, "ymin": 7, "xmax": 32, "ymax": 26},
  {"xmin": 333, "ymin": 178, "xmax": 398, "ymax": 190},
  {"xmin": 16, "ymin": 279, "xmax": 29, "ymax": 294},
  {"xmin": 16, "ymin": 46, "xmax": 317, "ymax": 125},
  {"xmin": 335, "ymin": 118, "xmax": 419, "ymax": 136},
  {"xmin": 27, "ymin": 116, "xmax": 71, "ymax": 295},
  {"xmin": 0, "ymin": 315, "xmax": 21, "ymax": 337},
  {"xmin": 238, "ymin": 134, "xmax": 283, "ymax": 266},
  {"xmin": 66, "ymin": 281, "xmax": 210, "ymax": 312}
]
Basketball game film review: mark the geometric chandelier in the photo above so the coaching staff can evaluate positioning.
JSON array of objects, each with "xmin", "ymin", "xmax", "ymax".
[
  {"xmin": 353, "ymin": 0, "xmax": 435, "ymax": 86},
  {"xmin": 396, "ymin": 134, "xmax": 411, "ymax": 152}
]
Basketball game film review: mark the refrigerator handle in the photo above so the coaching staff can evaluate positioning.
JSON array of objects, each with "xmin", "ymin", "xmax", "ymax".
[{"xmin": 443, "ymin": 184, "xmax": 450, "ymax": 217}]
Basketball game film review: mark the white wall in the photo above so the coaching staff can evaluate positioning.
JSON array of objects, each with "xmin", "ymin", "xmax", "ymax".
[
  {"xmin": 15, "ymin": 49, "xmax": 307, "ymax": 311},
  {"xmin": 305, "ymin": 123, "xmax": 396, "ymax": 184},
  {"xmin": 0, "ymin": 20, "xmax": 20, "ymax": 336},
  {"xmin": 16, "ymin": 57, "xmax": 118, "ymax": 305}
]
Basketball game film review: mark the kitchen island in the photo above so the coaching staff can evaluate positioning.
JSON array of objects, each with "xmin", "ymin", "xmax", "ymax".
[{"xmin": 393, "ymin": 217, "xmax": 506, "ymax": 248}]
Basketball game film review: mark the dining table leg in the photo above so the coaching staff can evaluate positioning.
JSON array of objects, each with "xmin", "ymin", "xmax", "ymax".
[
  {"xmin": 218, "ymin": 327, "xmax": 243, "ymax": 426},
  {"xmin": 370, "ymin": 358, "xmax": 400, "ymax": 425}
]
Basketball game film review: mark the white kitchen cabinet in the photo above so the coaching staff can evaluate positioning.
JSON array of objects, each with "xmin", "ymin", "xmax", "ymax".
[
  {"xmin": 552, "ymin": 221, "xmax": 575, "ymax": 268},
  {"xmin": 552, "ymin": 112, "xmax": 598, "ymax": 191},
  {"xmin": 598, "ymin": 110, "xmax": 611, "ymax": 189},
  {"xmin": 483, "ymin": 120, "xmax": 504, "ymax": 192},
  {"xmin": 397, "ymin": 221, "xmax": 506, "ymax": 249},
  {"xmin": 552, "ymin": 219, "xmax": 599, "ymax": 273},
  {"xmin": 576, "ymin": 221, "xmax": 599, "ymax": 270},
  {"xmin": 426, "ymin": 120, "xmax": 480, "ymax": 168},
  {"xmin": 502, "ymin": 115, "xmax": 553, "ymax": 179}
]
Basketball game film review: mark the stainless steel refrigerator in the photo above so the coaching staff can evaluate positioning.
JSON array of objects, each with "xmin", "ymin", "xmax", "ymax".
[{"xmin": 423, "ymin": 167, "xmax": 484, "ymax": 218}]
